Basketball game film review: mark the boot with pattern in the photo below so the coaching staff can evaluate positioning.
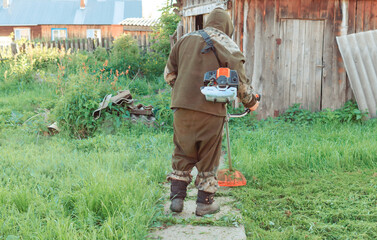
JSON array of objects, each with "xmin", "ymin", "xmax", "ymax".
[{"xmin": 195, "ymin": 190, "xmax": 220, "ymax": 216}]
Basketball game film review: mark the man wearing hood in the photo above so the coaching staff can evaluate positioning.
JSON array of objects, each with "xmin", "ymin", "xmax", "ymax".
[{"xmin": 164, "ymin": 8, "xmax": 259, "ymax": 216}]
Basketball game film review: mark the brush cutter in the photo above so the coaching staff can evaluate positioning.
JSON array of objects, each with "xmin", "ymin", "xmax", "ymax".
[
  {"xmin": 217, "ymin": 108, "xmax": 251, "ymax": 187},
  {"xmin": 201, "ymin": 67, "xmax": 260, "ymax": 187}
]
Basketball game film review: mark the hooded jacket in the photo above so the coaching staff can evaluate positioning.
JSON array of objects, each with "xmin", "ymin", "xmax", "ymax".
[{"xmin": 164, "ymin": 8, "xmax": 257, "ymax": 117}]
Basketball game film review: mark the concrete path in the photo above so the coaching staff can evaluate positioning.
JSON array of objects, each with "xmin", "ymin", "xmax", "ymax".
[{"xmin": 149, "ymin": 158, "xmax": 247, "ymax": 240}]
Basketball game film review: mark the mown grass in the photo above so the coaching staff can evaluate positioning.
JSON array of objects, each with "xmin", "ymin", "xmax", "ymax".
[
  {"xmin": 229, "ymin": 120, "xmax": 377, "ymax": 239},
  {"xmin": 1, "ymin": 75, "xmax": 377, "ymax": 239}
]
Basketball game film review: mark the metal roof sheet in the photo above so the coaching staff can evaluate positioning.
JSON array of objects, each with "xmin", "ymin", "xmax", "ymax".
[
  {"xmin": 337, "ymin": 30, "xmax": 377, "ymax": 118},
  {"xmin": 0, "ymin": 0, "xmax": 142, "ymax": 25},
  {"xmin": 120, "ymin": 18, "xmax": 159, "ymax": 27}
]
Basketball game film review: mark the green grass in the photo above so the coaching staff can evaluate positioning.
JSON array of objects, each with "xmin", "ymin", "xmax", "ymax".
[
  {"xmin": 0, "ymin": 127, "xmax": 172, "ymax": 239},
  {"xmin": 228, "ymin": 121, "xmax": 377, "ymax": 239},
  {"xmin": 1, "ymin": 70, "xmax": 377, "ymax": 239}
]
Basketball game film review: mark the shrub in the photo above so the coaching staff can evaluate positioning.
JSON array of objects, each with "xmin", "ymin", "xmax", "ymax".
[
  {"xmin": 110, "ymin": 34, "xmax": 140, "ymax": 77},
  {"xmin": 8, "ymin": 54, "xmax": 35, "ymax": 84},
  {"xmin": 150, "ymin": 3, "xmax": 181, "ymax": 58},
  {"xmin": 140, "ymin": 51, "xmax": 167, "ymax": 78},
  {"xmin": 93, "ymin": 47, "xmax": 108, "ymax": 62},
  {"xmin": 140, "ymin": 3, "xmax": 180, "ymax": 77},
  {"xmin": 53, "ymin": 73, "xmax": 109, "ymax": 138}
]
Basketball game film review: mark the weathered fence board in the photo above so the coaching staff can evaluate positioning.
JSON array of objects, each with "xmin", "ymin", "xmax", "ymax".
[{"xmin": 0, "ymin": 37, "xmax": 147, "ymax": 56}]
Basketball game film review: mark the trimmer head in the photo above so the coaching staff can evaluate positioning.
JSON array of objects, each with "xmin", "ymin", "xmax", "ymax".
[{"xmin": 217, "ymin": 169, "xmax": 247, "ymax": 187}]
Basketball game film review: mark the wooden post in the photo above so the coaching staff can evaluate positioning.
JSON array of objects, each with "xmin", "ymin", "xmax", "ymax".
[
  {"xmin": 94, "ymin": 38, "xmax": 99, "ymax": 49},
  {"xmin": 74, "ymin": 39, "xmax": 78, "ymax": 51},
  {"xmin": 11, "ymin": 42, "xmax": 17, "ymax": 56},
  {"xmin": 105, "ymin": 38, "xmax": 109, "ymax": 51},
  {"xmin": 87, "ymin": 38, "xmax": 93, "ymax": 52}
]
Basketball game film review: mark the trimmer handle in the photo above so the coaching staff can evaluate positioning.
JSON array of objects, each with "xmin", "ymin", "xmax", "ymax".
[{"xmin": 228, "ymin": 93, "xmax": 261, "ymax": 118}]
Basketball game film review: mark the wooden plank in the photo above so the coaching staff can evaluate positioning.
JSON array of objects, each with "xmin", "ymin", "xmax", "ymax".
[
  {"xmin": 279, "ymin": 0, "xmax": 289, "ymax": 18},
  {"xmin": 277, "ymin": 19, "xmax": 286, "ymax": 114},
  {"xmin": 283, "ymin": 19, "xmax": 293, "ymax": 111},
  {"xmin": 364, "ymin": 0, "xmax": 371, "ymax": 31},
  {"xmin": 314, "ymin": 20, "xmax": 325, "ymax": 111},
  {"xmin": 356, "ymin": 0, "xmax": 364, "ymax": 32},
  {"xmin": 371, "ymin": 1, "xmax": 377, "ymax": 29},
  {"xmin": 289, "ymin": 20, "xmax": 300, "ymax": 106},
  {"xmin": 303, "ymin": 20, "xmax": 311, "ymax": 110},
  {"xmin": 251, "ymin": 0, "xmax": 265, "ymax": 118},
  {"xmin": 345, "ymin": 0, "xmax": 357, "ymax": 101},
  {"xmin": 321, "ymin": 0, "xmax": 335, "ymax": 109},
  {"xmin": 244, "ymin": 0, "xmax": 255, "ymax": 83},
  {"xmin": 295, "ymin": 20, "xmax": 305, "ymax": 106},
  {"xmin": 263, "ymin": 0, "xmax": 276, "ymax": 117}
]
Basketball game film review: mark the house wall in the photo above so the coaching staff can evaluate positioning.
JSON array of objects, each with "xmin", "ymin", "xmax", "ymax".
[
  {"xmin": 0, "ymin": 26, "xmax": 42, "ymax": 39},
  {"xmin": 0, "ymin": 25, "xmax": 123, "ymax": 40},
  {"xmin": 178, "ymin": 0, "xmax": 377, "ymax": 118},
  {"xmin": 40, "ymin": 25, "xmax": 124, "ymax": 40}
]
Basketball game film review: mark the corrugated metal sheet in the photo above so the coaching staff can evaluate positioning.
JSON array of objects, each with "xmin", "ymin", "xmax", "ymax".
[
  {"xmin": 337, "ymin": 30, "xmax": 377, "ymax": 118},
  {"xmin": 0, "ymin": 0, "xmax": 142, "ymax": 25},
  {"xmin": 120, "ymin": 18, "xmax": 159, "ymax": 27}
]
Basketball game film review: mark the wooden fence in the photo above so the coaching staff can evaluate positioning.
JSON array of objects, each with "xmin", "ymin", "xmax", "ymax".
[{"xmin": 0, "ymin": 36, "xmax": 152, "ymax": 57}]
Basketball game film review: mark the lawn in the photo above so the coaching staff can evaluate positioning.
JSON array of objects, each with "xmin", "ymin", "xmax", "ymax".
[{"xmin": 1, "ymin": 80, "xmax": 376, "ymax": 239}]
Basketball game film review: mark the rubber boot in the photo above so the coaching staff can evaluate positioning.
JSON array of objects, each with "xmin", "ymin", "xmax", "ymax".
[
  {"xmin": 195, "ymin": 190, "xmax": 220, "ymax": 216},
  {"xmin": 170, "ymin": 180, "xmax": 189, "ymax": 213}
]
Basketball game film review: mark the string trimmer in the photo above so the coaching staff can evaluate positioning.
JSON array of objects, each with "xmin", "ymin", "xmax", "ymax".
[{"xmin": 201, "ymin": 67, "xmax": 260, "ymax": 187}]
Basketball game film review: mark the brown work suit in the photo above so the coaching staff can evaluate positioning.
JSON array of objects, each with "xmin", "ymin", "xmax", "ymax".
[{"xmin": 164, "ymin": 9, "xmax": 257, "ymax": 193}]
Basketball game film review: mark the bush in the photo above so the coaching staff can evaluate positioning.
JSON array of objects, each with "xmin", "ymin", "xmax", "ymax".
[
  {"xmin": 110, "ymin": 34, "xmax": 141, "ymax": 77},
  {"xmin": 150, "ymin": 4, "xmax": 181, "ymax": 58},
  {"xmin": 53, "ymin": 73, "xmax": 109, "ymax": 138},
  {"xmin": 140, "ymin": 51, "xmax": 167, "ymax": 78},
  {"xmin": 139, "ymin": 3, "xmax": 180, "ymax": 77}
]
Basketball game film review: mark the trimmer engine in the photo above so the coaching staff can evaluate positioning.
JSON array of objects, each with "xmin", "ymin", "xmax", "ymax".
[{"xmin": 201, "ymin": 68, "xmax": 239, "ymax": 103}]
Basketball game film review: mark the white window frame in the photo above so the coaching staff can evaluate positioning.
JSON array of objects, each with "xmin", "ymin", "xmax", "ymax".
[
  {"xmin": 14, "ymin": 28, "xmax": 31, "ymax": 41},
  {"xmin": 86, "ymin": 29, "xmax": 101, "ymax": 39},
  {"xmin": 51, "ymin": 28, "xmax": 67, "ymax": 41}
]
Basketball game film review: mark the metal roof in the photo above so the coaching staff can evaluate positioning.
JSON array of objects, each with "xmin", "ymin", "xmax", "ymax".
[
  {"xmin": 120, "ymin": 18, "xmax": 159, "ymax": 27},
  {"xmin": 0, "ymin": 0, "xmax": 142, "ymax": 25},
  {"xmin": 337, "ymin": 30, "xmax": 377, "ymax": 118}
]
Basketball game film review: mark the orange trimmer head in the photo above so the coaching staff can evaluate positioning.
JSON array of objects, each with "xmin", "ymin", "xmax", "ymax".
[{"xmin": 217, "ymin": 169, "xmax": 247, "ymax": 187}]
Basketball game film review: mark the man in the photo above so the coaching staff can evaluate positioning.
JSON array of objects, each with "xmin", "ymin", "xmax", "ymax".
[{"xmin": 164, "ymin": 8, "xmax": 259, "ymax": 216}]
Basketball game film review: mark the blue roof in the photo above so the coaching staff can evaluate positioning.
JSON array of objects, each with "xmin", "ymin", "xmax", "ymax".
[{"xmin": 0, "ymin": 0, "xmax": 142, "ymax": 25}]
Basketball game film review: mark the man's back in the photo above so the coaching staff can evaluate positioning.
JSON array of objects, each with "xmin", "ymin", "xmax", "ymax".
[{"xmin": 164, "ymin": 9, "xmax": 253, "ymax": 116}]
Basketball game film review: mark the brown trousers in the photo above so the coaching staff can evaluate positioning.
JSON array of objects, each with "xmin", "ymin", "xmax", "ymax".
[{"xmin": 167, "ymin": 109, "xmax": 225, "ymax": 193}]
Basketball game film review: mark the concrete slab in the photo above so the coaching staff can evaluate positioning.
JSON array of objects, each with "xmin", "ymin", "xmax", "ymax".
[
  {"xmin": 163, "ymin": 197, "xmax": 239, "ymax": 220},
  {"xmin": 148, "ymin": 224, "xmax": 247, "ymax": 240}
]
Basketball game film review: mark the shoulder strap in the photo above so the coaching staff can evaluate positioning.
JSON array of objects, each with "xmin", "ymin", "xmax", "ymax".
[{"xmin": 198, "ymin": 29, "xmax": 223, "ymax": 67}]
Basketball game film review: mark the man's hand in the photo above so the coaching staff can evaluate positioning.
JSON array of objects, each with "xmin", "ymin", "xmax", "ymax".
[{"xmin": 249, "ymin": 101, "xmax": 259, "ymax": 112}]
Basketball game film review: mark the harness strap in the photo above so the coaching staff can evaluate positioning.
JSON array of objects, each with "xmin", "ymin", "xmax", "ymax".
[{"xmin": 198, "ymin": 29, "xmax": 223, "ymax": 68}]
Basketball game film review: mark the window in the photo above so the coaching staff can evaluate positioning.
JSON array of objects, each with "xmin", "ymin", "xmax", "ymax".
[
  {"xmin": 14, "ymin": 28, "xmax": 31, "ymax": 41},
  {"xmin": 51, "ymin": 28, "xmax": 67, "ymax": 41},
  {"xmin": 86, "ymin": 29, "xmax": 101, "ymax": 39}
]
